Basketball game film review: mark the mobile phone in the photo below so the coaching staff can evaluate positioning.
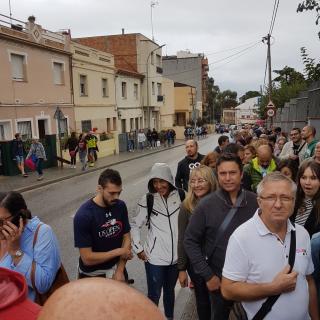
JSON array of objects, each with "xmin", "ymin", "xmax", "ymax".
[{"xmin": 10, "ymin": 214, "xmax": 22, "ymax": 227}]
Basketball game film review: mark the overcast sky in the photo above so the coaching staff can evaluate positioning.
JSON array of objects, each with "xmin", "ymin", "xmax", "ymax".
[{"xmin": 1, "ymin": 0, "xmax": 319, "ymax": 98}]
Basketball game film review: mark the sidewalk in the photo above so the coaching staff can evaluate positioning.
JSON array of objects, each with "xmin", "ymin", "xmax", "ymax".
[{"xmin": 0, "ymin": 140, "xmax": 186, "ymax": 193}]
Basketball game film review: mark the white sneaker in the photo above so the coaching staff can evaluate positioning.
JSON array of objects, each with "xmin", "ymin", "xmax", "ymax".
[
  {"xmin": 37, "ymin": 175, "xmax": 43, "ymax": 181},
  {"xmin": 73, "ymin": 165, "xmax": 76, "ymax": 169}
]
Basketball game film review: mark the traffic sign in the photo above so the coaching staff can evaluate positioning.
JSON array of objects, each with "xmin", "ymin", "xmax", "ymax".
[
  {"xmin": 267, "ymin": 101, "xmax": 276, "ymax": 109},
  {"xmin": 267, "ymin": 108, "xmax": 275, "ymax": 117}
]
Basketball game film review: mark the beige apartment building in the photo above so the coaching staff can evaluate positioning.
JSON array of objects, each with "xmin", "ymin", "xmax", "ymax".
[
  {"xmin": 116, "ymin": 69, "xmax": 144, "ymax": 133},
  {"xmin": 74, "ymin": 32, "xmax": 164, "ymax": 130},
  {"xmin": 0, "ymin": 15, "xmax": 74, "ymax": 141},
  {"xmin": 71, "ymin": 42, "xmax": 117, "ymax": 134},
  {"xmin": 174, "ymin": 82, "xmax": 197, "ymax": 139},
  {"xmin": 160, "ymin": 77, "xmax": 175, "ymax": 129}
]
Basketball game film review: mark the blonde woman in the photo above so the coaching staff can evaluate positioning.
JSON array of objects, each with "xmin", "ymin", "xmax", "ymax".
[{"xmin": 177, "ymin": 165, "xmax": 217, "ymax": 320}]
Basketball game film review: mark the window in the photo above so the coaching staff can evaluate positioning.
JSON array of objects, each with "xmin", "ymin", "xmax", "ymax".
[
  {"xmin": 59, "ymin": 118, "xmax": 68, "ymax": 138},
  {"xmin": 134, "ymin": 83, "xmax": 138, "ymax": 99},
  {"xmin": 17, "ymin": 121, "xmax": 32, "ymax": 140},
  {"xmin": 106, "ymin": 118, "xmax": 111, "ymax": 132},
  {"xmin": 151, "ymin": 52, "xmax": 154, "ymax": 65},
  {"xmin": 157, "ymin": 83, "xmax": 162, "ymax": 95},
  {"xmin": 53, "ymin": 62, "xmax": 64, "ymax": 85},
  {"xmin": 11, "ymin": 53, "xmax": 26, "ymax": 81},
  {"xmin": 152, "ymin": 82, "xmax": 155, "ymax": 95},
  {"xmin": 156, "ymin": 54, "xmax": 161, "ymax": 66},
  {"xmin": 81, "ymin": 120, "xmax": 92, "ymax": 133},
  {"xmin": 102, "ymin": 78, "xmax": 109, "ymax": 97},
  {"xmin": 80, "ymin": 75, "xmax": 88, "ymax": 96},
  {"xmin": 121, "ymin": 82, "xmax": 127, "ymax": 99},
  {"xmin": 0, "ymin": 125, "xmax": 5, "ymax": 141},
  {"xmin": 113, "ymin": 117, "xmax": 117, "ymax": 131}
]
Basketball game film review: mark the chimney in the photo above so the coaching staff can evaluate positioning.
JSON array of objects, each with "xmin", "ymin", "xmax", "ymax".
[{"xmin": 122, "ymin": 28, "xmax": 125, "ymax": 35}]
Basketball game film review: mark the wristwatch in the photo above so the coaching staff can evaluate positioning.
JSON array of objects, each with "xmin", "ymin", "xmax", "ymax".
[{"xmin": 12, "ymin": 249, "xmax": 23, "ymax": 258}]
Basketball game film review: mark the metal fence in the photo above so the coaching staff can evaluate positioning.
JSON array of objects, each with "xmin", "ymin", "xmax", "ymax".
[{"xmin": 273, "ymin": 81, "xmax": 320, "ymax": 138}]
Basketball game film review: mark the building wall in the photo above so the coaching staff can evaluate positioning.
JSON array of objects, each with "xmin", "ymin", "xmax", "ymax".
[
  {"xmin": 0, "ymin": 38, "xmax": 72, "ymax": 105},
  {"xmin": 71, "ymin": 42, "xmax": 117, "ymax": 134},
  {"xmin": 116, "ymin": 73, "xmax": 143, "ymax": 133},
  {"xmin": 174, "ymin": 86, "xmax": 196, "ymax": 112},
  {"xmin": 0, "ymin": 20, "xmax": 74, "ymax": 140},
  {"xmin": 160, "ymin": 78, "xmax": 175, "ymax": 128},
  {"xmin": 163, "ymin": 56, "xmax": 202, "ymax": 104}
]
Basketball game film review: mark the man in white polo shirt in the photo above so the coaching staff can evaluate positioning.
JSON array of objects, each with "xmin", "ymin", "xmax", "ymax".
[{"xmin": 221, "ymin": 172, "xmax": 319, "ymax": 320}]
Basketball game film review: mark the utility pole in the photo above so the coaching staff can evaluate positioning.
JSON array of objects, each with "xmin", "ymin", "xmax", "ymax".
[{"xmin": 263, "ymin": 33, "xmax": 274, "ymax": 129}]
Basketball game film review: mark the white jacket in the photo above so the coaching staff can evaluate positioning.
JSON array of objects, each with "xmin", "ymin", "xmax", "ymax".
[
  {"xmin": 278, "ymin": 140, "xmax": 307, "ymax": 163},
  {"xmin": 131, "ymin": 191, "xmax": 181, "ymax": 265},
  {"xmin": 131, "ymin": 162, "xmax": 182, "ymax": 266}
]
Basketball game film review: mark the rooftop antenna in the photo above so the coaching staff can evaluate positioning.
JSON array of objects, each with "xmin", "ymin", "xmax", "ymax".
[
  {"xmin": 150, "ymin": 0, "xmax": 159, "ymax": 41},
  {"xmin": 8, "ymin": 0, "xmax": 13, "ymax": 24}
]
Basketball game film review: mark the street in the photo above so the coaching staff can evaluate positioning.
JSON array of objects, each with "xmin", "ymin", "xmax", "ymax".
[{"xmin": 21, "ymin": 134, "xmax": 219, "ymax": 298}]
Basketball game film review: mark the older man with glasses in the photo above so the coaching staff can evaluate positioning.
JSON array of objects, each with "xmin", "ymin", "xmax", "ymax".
[
  {"xmin": 279, "ymin": 128, "xmax": 307, "ymax": 165},
  {"xmin": 222, "ymin": 172, "xmax": 318, "ymax": 320}
]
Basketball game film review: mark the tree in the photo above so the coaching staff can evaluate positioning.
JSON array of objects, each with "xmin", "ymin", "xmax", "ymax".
[
  {"xmin": 239, "ymin": 91, "xmax": 261, "ymax": 104},
  {"xmin": 300, "ymin": 47, "xmax": 320, "ymax": 83},
  {"xmin": 297, "ymin": 0, "xmax": 320, "ymax": 38},
  {"xmin": 257, "ymin": 66, "xmax": 307, "ymax": 119},
  {"xmin": 273, "ymin": 66, "xmax": 305, "ymax": 86},
  {"xmin": 206, "ymin": 77, "xmax": 220, "ymax": 122}
]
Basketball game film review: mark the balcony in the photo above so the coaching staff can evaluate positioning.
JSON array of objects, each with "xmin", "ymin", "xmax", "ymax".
[
  {"xmin": 157, "ymin": 95, "xmax": 164, "ymax": 102},
  {"xmin": 156, "ymin": 66, "xmax": 163, "ymax": 74}
]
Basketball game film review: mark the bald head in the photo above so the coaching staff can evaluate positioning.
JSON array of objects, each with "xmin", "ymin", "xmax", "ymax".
[
  {"xmin": 38, "ymin": 278, "xmax": 165, "ymax": 320},
  {"xmin": 257, "ymin": 145, "xmax": 273, "ymax": 168}
]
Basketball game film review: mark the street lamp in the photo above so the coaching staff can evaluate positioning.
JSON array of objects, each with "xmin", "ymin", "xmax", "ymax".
[{"xmin": 146, "ymin": 44, "xmax": 165, "ymax": 129}]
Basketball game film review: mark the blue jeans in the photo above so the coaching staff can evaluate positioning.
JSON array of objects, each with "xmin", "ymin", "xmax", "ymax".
[
  {"xmin": 145, "ymin": 262, "xmax": 178, "ymax": 318},
  {"xmin": 311, "ymin": 232, "xmax": 320, "ymax": 306},
  {"xmin": 36, "ymin": 158, "xmax": 43, "ymax": 175}
]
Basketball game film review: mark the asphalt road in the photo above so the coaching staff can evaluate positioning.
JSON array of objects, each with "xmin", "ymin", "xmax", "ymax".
[{"xmin": 22, "ymin": 134, "xmax": 220, "ymax": 297}]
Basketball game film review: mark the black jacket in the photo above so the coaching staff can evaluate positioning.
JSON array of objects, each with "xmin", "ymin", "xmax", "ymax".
[
  {"xmin": 11, "ymin": 139, "xmax": 24, "ymax": 157},
  {"xmin": 175, "ymin": 153, "xmax": 204, "ymax": 191},
  {"xmin": 184, "ymin": 189, "xmax": 258, "ymax": 281}
]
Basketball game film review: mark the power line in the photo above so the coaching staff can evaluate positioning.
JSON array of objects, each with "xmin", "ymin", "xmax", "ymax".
[
  {"xmin": 205, "ymin": 40, "xmax": 260, "ymax": 56},
  {"xmin": 269, "ymin": 0, "xmax": 280, "ymax": 35}
]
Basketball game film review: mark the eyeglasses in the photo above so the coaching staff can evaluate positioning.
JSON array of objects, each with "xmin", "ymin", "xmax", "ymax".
[
  {"xmin": 190, "ymin": 178, "xmax": 208, "ymax": 186},
  {"xmin": 0, "ymin": 216, "xmax": 13, "ymax": 227},
  {"xmin": 188, "ymin": 162, "xmax": 201, "ymax": 170},
  {"xmin": 259, "ymin": 195, "xmax": 294, "ymax": 204}
]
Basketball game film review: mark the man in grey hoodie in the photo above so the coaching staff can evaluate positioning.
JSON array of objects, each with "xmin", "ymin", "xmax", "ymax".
[{"xmin": 184, "ymin": 153, "xmax": 258, "ymax": 320}]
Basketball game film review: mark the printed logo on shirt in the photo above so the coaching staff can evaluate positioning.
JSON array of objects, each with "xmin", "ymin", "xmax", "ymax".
[
  {"xmin": 99, "ymin": 219, "xmax": 123, "ymax": 238},
  {"xmin": 188, "ymin": 162, "xmax": 201, "ymax": 170},
  {"xmin": 296, "ymin": 248, "xmax": 307, "ymax": 255}
]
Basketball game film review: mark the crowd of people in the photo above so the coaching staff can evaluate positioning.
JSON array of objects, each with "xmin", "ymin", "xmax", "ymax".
[{"xmin": 1, "ymin": 124, "xmax": 320, "ymax": 320}]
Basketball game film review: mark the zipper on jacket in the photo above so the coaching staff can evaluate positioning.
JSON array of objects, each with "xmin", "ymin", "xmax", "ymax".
[
  {"xmin": 161, "ymin": 195, "xmax": 174, "ymax": 265},
  {"xmin": 150, "ymin": 237, "xmax": 157, "ymax": 254}
]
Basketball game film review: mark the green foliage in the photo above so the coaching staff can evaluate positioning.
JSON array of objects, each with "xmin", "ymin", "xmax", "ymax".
[
  {"xmin": 300, "ymin": 47, "xmax": 320, "ymax": 83},
  {"xmin": 239, "ymin": 91, "xmax": 261, "ymax": 103},
  {"xmin": 273, "ymin": 66, "xmax": 305, "ymax": 86},
  {"xmin": 297, "ymin": 0, "xmax": 320, "ymax": 38},
  {"xmin": 258, "ymin": 80, "xmax": 307, "ymax": 119}
]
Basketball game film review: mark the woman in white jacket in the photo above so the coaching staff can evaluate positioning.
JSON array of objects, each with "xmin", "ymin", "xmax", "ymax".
[{"xmin": 131, "ymin": 163, "xmax": 183, "ymax": 320}]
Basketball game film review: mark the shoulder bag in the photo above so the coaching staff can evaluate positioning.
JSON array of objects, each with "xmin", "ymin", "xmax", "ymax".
[
  {"xmin": 31, "ymin": 223, "xmax": 69, "ymax": 306},
  {"xmin": 229, "ymin": 230, "xmax": 296, "ymax": 320}
]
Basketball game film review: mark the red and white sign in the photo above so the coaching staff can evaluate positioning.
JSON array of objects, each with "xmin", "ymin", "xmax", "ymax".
[{"xmin": 267, "ymin": 108, "xmax": 275, "ymax": 117}]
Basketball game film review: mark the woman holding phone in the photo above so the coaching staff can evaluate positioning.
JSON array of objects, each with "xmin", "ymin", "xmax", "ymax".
[{"xmin": 0, "ymin": 191, "xmax": 61, "ymax": 301}]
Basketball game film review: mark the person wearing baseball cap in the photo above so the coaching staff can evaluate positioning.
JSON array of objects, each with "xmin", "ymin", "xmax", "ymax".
[{"xmin": 0, "ymin": 267, "xmax": 41, "ymax": 320}]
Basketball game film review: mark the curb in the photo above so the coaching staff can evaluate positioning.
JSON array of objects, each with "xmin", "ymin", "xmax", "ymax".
[{"xmin": 15, "ymin": 142, "xmax": 185, "ymax": 193}]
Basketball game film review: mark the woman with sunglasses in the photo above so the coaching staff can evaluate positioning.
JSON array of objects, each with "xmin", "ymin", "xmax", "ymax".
[
  {"xmin": 178, "ymin": 165, "xmax": 217, "ymax": 320},
  {"xmin": 0, "ymin": 191, "xmax": 61, "ymax": 301},
  {"xmin": 291, "ymin": 161, "xmax": 320, "ymax": 304}
]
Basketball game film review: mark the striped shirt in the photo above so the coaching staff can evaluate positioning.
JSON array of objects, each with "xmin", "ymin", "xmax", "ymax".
[{"xmin": 295, "ymin": 199, "xmax": 313, "ymax": 226}]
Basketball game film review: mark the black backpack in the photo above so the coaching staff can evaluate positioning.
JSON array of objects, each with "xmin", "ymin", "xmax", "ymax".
[{"xmin": 146, "ymin": 189, "xmax": 185, "ymax": 228}]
